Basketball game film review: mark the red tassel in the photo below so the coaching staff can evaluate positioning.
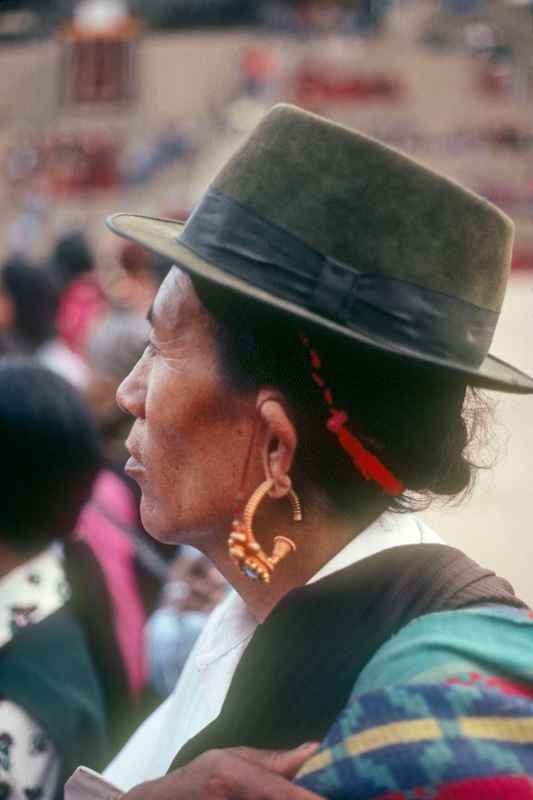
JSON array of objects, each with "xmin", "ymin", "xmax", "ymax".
[
  {"xmin": 299, "ymin": 331, "xmax": 404, "ymax": 497},
  {"xmin": 328, "ymin": 410, "xmax": 404, "ymax": 497}
]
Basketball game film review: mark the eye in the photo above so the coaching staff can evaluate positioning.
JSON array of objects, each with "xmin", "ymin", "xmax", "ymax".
[{"xmin": 145, "ymin": 340, "xmax": 160, "ymax": 357}]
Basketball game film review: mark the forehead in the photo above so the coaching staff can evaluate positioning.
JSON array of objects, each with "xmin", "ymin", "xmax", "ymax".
[{"xmin": 150, "ymin": 266, "xmax": 209, "ymax": 334}]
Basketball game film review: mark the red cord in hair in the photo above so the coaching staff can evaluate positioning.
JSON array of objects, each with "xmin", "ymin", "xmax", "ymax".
[
  {"xmin": 300, "ymin": 336, "xmax": 405, "ymax": 497},
  {"xmin": 327, "ymin": 411, "xmax": 404, "ymax": 496}
]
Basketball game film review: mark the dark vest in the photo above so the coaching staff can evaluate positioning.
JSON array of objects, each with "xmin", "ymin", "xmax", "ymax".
[
  {"xmin": 172, "ymin": 544, "xmax": 527, "ymax": 769},
  {"xmin": 0, "ymin": 606, "xmax": 108, "ymax": 796}
]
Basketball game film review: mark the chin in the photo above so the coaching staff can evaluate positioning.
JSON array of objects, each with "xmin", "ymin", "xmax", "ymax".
[
  {"xmin": 139, "ymin": 497, "xmax": 213, "ymax": 547},
  {"xmin": 139, "ymin": 496, "xmax": 175, "ymax": 543}
]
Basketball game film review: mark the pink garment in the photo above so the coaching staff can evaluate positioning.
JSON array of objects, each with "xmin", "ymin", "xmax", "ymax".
[
  {"xmin": 57, "ymin": 274, "xmax": 107, "ymax": 356},
  {"xmin": 76, "ymin": 470, "xmax": 146, "ymax": 695}
]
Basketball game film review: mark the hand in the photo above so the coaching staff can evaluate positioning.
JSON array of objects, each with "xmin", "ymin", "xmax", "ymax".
[{"xmin": 122, "ymin": 744, "xmax": 324, "ymax": 800}]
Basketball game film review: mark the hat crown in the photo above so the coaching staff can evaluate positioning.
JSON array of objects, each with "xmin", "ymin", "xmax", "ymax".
[
  {"xmin": 105, "ymin": 103, "xmax": 533, "ymax": 392},
  {"xmin": 213, "ymin": 104, "xmax": 513, "ymax": 313}
]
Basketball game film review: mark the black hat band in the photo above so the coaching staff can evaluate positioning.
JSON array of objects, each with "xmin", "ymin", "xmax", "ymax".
[{"xmin": 179, "ymin": 189, "xmax": 498, "ymax": 370}]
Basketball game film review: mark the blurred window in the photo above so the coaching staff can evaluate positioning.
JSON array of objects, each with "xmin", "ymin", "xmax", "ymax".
[{"xmin": 60, "ymin": 6, "xmax": 140, "ymax": 105}]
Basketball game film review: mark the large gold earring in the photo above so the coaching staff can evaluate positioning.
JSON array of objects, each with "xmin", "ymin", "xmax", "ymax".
[{"xmin": 228, "ymin": 478, "xmax": 302, "ymax": 584}]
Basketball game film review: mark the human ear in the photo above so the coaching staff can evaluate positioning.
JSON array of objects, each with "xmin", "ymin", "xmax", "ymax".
[{"xmin": 256, "ymin": 389, "xmax": 298, "ymax": 499}]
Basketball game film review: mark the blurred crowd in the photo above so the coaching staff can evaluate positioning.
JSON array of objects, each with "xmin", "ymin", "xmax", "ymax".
[
  {"xmin": 0, "ymin": 0, "xmax": 397, "ymax": 39},
  {"xmin": 0, "ymin": 230, "xmax": 229, "ymax": 798}
]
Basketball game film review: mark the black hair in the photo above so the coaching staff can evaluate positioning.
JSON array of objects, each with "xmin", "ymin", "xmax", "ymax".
[
  {"xmin": 1, "ymin": 257, "xmax": 59, "ymax": 349},
  {"xmin": 50, "ymin": 231, "xmax": 94, "ymax": 287},
  {"xmin": 191, "ymin": 276, "xmax": 493, "ymax": 516},
  {"xmin": 0, "ymin": 360, "xmax": 102, "ymax": 551}
]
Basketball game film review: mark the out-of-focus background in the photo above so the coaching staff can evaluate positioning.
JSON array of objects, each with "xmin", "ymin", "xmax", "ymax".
[{"xmin": 0, "ymin": 0, "xmax": 532, "ymax": 777}]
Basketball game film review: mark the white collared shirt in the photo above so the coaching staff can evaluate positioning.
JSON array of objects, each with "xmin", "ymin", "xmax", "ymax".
[{"xmin": 98, "ymin": 512, "xmax": 443, "ymax": 793}]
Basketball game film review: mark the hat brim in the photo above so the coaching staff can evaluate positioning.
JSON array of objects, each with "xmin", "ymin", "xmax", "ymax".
[{"xmin": 107, "ymin": 212, "xmax": 533, "ymax": 395}]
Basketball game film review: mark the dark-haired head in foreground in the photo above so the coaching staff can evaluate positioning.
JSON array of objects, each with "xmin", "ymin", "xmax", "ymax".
[{"xmin": 0, "ymin": 360, "xmax": 101, "ymax": 554}]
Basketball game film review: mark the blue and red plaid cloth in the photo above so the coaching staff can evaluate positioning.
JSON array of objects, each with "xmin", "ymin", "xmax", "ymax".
[{"xmin": 296, "ymin": 605, "xmax": 533, "ymax": 799}]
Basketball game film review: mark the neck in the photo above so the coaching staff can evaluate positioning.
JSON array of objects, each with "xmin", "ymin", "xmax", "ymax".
[{"xmin": 198, "ymin": 492, "xmax": 387, "ymax": 622}]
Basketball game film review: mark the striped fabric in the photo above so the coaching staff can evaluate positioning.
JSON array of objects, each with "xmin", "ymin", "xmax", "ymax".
[{"xmin": 296, "ymin": 606, "xmax": 533, "ymax": 799}]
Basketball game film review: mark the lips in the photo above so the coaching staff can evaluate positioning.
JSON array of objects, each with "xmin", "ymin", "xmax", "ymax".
[{"xmin": 125, "ymin": 453, "xmax": 145, "ymax": 480}]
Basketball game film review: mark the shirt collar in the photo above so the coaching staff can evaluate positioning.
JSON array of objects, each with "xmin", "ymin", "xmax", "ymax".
[
  {"xmin": 308, "ymin": 511, "xmax": 427, "ymax": 584},
  {"xmin": 195, "ymin": 512, "xmax": 438, "ymax": 666},
  {"xmin": 0, "ymin": 546, "xmax": 70, "ymax": 650}
]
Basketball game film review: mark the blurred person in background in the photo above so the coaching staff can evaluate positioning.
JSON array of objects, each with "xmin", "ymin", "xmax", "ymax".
[
  {"xmin": 64, "ymin": 522, "xmax": 142, "ymax": 759},
  {"xmin": 145, "ymin": 547, "xmax": 228, "ymax": 698},
  {"xmin": 112, "ymin": 242, "xmax": 172, "ymax": 316},
  {"xmin": 49, "ymin": 231, "xmax": 107, "ymax": 357},
  {"xmin": 357, "ymin": 0, "xmax": 392, "ymax": 34},
  {"xmin": 85, "ymin": 309, "xmax": 150, "ymax": 471},
  {"xmin": 0, "ymin": 255, "xmax": 89, "ymax": 389},
  {"xmin": 83, "ymin": 303, "xmax": 174, "ymax": 579},
  {"xmin": 79, "ymin": 310, "xmax": 163, "ymax": 701},
  {"xmin": 0, "ymin": 360, "xmax": 107, "ymax": 800}
]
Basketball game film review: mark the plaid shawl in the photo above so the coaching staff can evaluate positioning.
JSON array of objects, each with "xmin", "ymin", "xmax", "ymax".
[{"xmin": 296, "ymin": 606, "xmax": 533, "ymax": 799}]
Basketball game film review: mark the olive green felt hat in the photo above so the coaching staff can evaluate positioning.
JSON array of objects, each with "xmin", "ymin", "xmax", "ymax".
[{"xmin": 107, "ymin": 104, "xmax": 533, "ymax": 394}]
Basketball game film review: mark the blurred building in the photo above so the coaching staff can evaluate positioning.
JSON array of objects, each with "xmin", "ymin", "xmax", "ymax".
[{"xmin": 0, "ymin": 0, "xmax": 532, "ymax": 264}]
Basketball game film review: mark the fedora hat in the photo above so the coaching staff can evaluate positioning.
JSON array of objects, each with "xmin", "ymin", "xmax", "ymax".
[{"xmin": 107, "ymin": 104, "xmax": 533, "ymax": 394}]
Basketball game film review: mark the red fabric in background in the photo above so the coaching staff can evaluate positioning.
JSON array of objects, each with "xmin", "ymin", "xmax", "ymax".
[
  {"xmin": 56, "ymin": 274, "xmax": 107, "ymax": 355},
  {"xmin": 378, "ymin": 775, "xmax": 533, "ymax": 799},
  {"xmin": 76, "ymin": 469, "xmax": 147, "ymax": 695},
  {"xmin": 512, "ymin": 250, "xmax": 533, "ymax": 272}
]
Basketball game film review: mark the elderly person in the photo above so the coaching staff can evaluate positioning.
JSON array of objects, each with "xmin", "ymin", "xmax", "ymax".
[{"xmin": 68, "ymin": 105, "xmax": 533, "ymax": 800}]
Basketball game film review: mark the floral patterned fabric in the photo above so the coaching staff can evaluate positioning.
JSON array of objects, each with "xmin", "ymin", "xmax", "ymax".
[
  {"xmin": 0, "ymin": 701, "xmax": 59, "ymax": 800},
  {"xmin": 0, "ymin": 548, "xmax": 70, "ymax": 651},
  {"xmin": 0, "ymin": 548, "xmax": 69, "ymax": 800}
]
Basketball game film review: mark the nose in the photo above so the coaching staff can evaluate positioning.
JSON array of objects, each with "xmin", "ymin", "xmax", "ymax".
[{"xmin": 116, "ymin": 361, "xmax": 146, "ymax": 419}]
